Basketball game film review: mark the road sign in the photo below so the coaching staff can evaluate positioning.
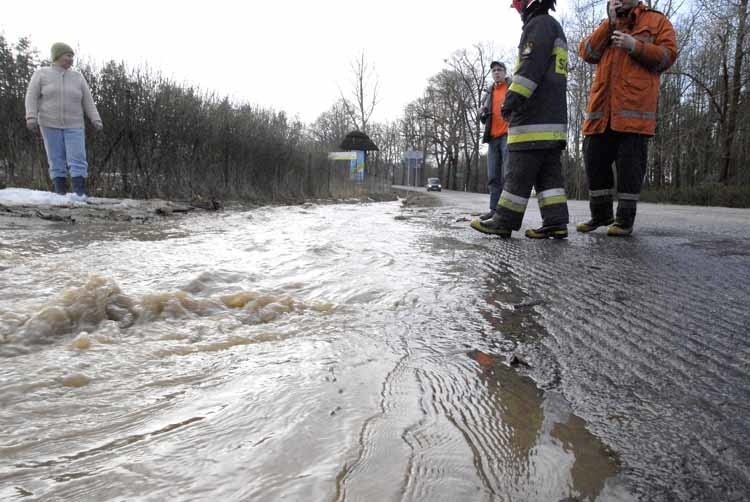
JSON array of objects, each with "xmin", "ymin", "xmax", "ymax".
[
  {"xmin": 328, "ymin": 152, "xmax": 358, "ymax": 160},
  {"xmin": 403, "ymin": 150, "xmax": 423, "ymax": 160}
]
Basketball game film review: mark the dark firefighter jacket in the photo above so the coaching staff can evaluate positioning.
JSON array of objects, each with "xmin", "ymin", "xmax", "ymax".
[
  {"xmin": 502, "ymin": 9, "xmax": 568, "ymax": 151},
  {"xmin": 579, "ymin": 2, "xmax": 678, "ymax": 136}
]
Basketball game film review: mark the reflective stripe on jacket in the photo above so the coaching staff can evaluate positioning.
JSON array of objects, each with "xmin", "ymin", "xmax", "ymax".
[
  {"xmin": 503, "ymin": 12, "xmax": 568, "ymax": 151},
  {"xmin": 579, "ymin": 3, "xmax": 677, "ymax": 136}
]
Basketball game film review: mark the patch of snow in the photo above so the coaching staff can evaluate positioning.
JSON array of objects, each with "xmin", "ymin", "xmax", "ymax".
[
  {"xmin": 0, "ymin": 188, "xmax": 99, "ymax": 207},
  {"xmin": 115, "ymin": 199, "xmax": 143, "ymax": 208}
]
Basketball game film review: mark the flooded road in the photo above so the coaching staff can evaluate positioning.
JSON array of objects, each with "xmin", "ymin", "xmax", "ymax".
[{"xmin": 1, "ymin": 194, "xmax": 748, "ymax": 501}]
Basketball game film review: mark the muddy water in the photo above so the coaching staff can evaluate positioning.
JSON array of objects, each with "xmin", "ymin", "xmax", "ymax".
[{"xmin": 1, "ymin": 202, "xmax": 630, "ymax": 501}]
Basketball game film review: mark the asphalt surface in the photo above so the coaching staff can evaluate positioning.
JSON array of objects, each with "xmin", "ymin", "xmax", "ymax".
[{"xmin": 397, "ymin": 186, "xmax": 750, "ymax": 501}]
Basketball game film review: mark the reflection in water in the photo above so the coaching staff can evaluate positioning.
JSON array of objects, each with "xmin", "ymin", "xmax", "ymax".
[
  {"xmin": 468, "ymin": 350, "xmax": 621, "ymax": 501},
  {"xmin": 553, "ymin": 413, "xmax": 620, "ymax": 500}
]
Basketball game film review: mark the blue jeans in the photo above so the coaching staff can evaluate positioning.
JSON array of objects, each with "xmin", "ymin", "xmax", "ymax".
[
  {"xmin": 40, "ymin": 127, "xmax": 88, "ymax": 179},
  {"xmin": 487, "ymin": 135, "xmax": 508, "ymax": 211}
]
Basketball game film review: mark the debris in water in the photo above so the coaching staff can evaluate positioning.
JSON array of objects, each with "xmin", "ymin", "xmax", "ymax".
[
  {"xmin": 61, "ymin": 373, "xmax": 91, "ymax": 387},
  {"xmin": 468, "ymin": 349, "xmax": 497, "ymax": 368},
  {"xmin": 513, "ymin": 299, "xmax": 544, "ymax": 310},
  {"xmin": 509, "ymin": 354, "xmax": 531, "ymax": 368},
  {"xmin": 14, "ymin": 487, "xmax": 33, "ymax": 497},
  {"xmin": 71, "ymin": 332, "xmax": 92, "ymax": 350}
]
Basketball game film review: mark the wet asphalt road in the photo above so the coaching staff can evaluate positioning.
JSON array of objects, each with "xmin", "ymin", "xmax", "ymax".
[{"xmin": 398, "ymin": 186, "xmax": 750, "ymax": 501}]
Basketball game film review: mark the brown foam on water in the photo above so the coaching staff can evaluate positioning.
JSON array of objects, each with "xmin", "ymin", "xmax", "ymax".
[
  {"xmin": 153, "ymin": 335, "xmax": 259, "ymax": 357},
  {"xmin": 70, "ymin": 326, "xmax": 120, "ymax": 350},
  {"xmin": 3, "ymin": 274, "xmax": 335, "ymax": 347},
  {"xmin": 139, "ymin": 291, "xmax": 225, "ymax": 321},
  {"xmin": 7, "ymin": 276, "xmax": 138, "ymax": 344}
]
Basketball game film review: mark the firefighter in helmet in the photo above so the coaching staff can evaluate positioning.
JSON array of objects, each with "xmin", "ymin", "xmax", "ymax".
[{"xmin": 471, "ymin": 0, "xmax": 569, "ymax": 239}]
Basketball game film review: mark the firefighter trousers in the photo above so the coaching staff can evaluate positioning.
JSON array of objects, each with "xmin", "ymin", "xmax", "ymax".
[
  {"xmin": 494, "ymin": 148, "xmax": 569, "ymax": 230},
  {"xmin": 583, "ymin": 129, "xmax": 649, "ymax": 227}
]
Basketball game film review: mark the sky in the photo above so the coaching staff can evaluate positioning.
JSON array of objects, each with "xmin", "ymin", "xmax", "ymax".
[{"xmin": 1, "ymin": 0, "xmax": 572, "ymax": 124}]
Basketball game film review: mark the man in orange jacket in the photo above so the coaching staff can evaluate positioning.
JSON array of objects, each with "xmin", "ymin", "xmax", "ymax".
[
  {"xmin": 577, "ymin": 0, "xmax": 677, "ymax": 236},
  {"xmin": 478, "ymin": 61, "xmax": 510, "ymax": 221}
]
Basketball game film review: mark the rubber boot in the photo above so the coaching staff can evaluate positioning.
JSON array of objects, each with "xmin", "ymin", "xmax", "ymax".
[
  {"xmin": 71, "ymin": 176, "xmax": 86, "ymax": 197},
  {"xmin": 576, "ymin": 217, "xmax": 615, "ymax": 233},
  {"xmin": 607, "ymin": 220, "xmax": 633, "ymax": 237},
  {"xmin": 525, "ymin": 225, "xmax": 568, "ymax": 239},
  {"xmin": 52, "ymin": 177, "xmax": 68, "ymax": 195},
  {"xmin": 470, "ymin": 214, "xmax": 512, "ymax": 238}
]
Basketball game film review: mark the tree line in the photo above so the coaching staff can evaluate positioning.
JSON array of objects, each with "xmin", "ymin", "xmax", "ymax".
[
  {"xmin": 309, "ymin": 0, "xmax": 749, "ymax": 207},
  {"xmin": 3, "ymin": 0, "xmax": 749, "ymax": 207},
  {"xmin": 0, "ymin": 35, "xmax": 383, "ymax": 202}
]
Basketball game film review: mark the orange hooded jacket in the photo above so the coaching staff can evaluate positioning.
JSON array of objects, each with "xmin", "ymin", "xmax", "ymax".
[{"xmin": 579, "ymin": 2, "xmax": 677, "ymax": 136}]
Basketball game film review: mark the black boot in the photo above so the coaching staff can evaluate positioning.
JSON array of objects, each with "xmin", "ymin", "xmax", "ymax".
[
  {"xmin": 71, "ymin": 176, "xmax": 86, "ymax": 197},
  {"xmin": 52, "ymin": 177, "xmax": 68, "ymax": 195},
  {"xmin": 470, "ymin": 213, "xmax": 512, "ymax": 237}
]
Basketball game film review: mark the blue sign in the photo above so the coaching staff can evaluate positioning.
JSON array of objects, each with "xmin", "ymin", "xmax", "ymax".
[{"xmin": 350, "ymin": 150, "xmax": 365, "ymax": 182}]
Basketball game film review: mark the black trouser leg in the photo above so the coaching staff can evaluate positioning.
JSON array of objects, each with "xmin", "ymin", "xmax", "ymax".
[
  {"xmin": 534, "ymin": 149, "xmax": 569, "ymax": 227},
  {"xmin": 583, "ymin": 132, "xmax": 617, "ymax": 222},
  {"xmin": 615, "ymin": 133, "xmax": 649, "ymax": 227},
  {"xmin": 495, "ymin": 150, "xmax": 544, "ymax": 230}
]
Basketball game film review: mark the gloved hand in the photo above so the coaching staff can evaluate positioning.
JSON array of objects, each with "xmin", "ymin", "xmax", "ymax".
[
  {"xmin": 93, "ymin": 120, "xmax": 104, "ymax": 131},
  {"xmin": 26, "ymin": 117, "xmax": 38, "ymax": 132},
  {"xmin": 501, "ymin": 105, "xmax": 512, "ymax": 123},
  {"xmin": 611, "ymin": 30, "xmax": 636, "ymax": 53}
]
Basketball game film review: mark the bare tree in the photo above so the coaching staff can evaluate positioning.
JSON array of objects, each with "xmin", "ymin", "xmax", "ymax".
[
  {"xmin": 425, "ymin": 71, "xmax": 466, "ymax": 190},
  {"xmin": 368, "ymin": 120, "xmax": 403, "ymax": 181},
  {"xmin": 309, "ymin": 99, "xmax": 354, "ymax": 148},
  {"xmin": 340, "ymin": 50, "xmax": 379, "ymax": 134},
  {"xmin": 444, "ymin": 43, "xmax": 494, "ymax": 191}
]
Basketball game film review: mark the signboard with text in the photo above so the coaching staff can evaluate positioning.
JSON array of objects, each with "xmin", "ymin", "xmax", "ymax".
[
  {"xmin": 328, "ymin": 151, "xmax": 358, "ymax": 161},
  {"xmin": 402, "ymin": 150, "xmax": 424, "ymax": 186}
]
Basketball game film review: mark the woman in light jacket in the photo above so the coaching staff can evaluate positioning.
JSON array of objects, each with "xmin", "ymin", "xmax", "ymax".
[{"xmin": 25, "ymin": 42, "xmax": 103, "ymax": 198}]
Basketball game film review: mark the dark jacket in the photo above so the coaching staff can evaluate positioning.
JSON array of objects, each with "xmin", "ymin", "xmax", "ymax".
[
  {"xmin": 480, "ymin": 78, "xmax": 511, "ymax": 143},
  {"xmin": 503, "ymin": 7, "xmax": 568, "ymax": 151}
]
